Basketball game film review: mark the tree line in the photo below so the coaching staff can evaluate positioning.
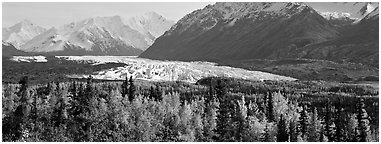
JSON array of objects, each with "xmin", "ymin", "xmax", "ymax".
[{"xmin": 2, "ymin": 76, "xmax": 379, "ymax": 142}]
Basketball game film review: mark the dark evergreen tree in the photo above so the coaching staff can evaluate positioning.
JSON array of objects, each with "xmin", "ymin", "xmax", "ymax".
[
  {"xmin": 70, "ymin": 81, "xmax": 77, "ymax": 98},
  {"xmin": 121, "ymin": 76, "xmax": 128, "ymax": 98},
  {"xmin": 52, "ymin": 83, "xmax": 68, "ymax": 127},
  {"xmin": 207, "ymin": 79, "xmax": 214, "ymax": 103},
  {"xmin": 235, "ymin": 97, "xmax": 249, "ymax": 141},
  {"xmin": 335, "ymin": 107, "xmax": 348, "ymax": 141},
  {"xmin": 149, "ymin": 86, "xmax": 155, "ymax": 100},
  {"xmin": 267, "ymin": 92, "xmax": 274, "ymax": 122},
  {"xmin": 323, "ymin": 101, "xmax": 336, "ymax": 142},
  {"xmin": 155, "ymin": 85, "xmax": 162, "ymax": 101},
  {"xmin": 214, "ymin": 79, "xmax": 234, "ymax": 141},
  {"xmin": 84, "ymin": 75, "xmax": 95, "ymax": 110},
  {"xmin": 289, "ymin": 120, "xmax": 298, "ymax": 142},
  {"xmin": 298, "ymin": 104, "xmax": 309, "ymax": 138},
  {"xmin": 128, "ymin": 76, "xmax": 135, "ymax": 102},
  {"xmin": 215, "ymin": 79, "xmax": 226, "ymax": 101},
  {"xmin": 308, "ymin": 107, "xmax": 320, "ymax": 142},
  {"xmin": 13, "ymin": 76, "xmax": 31, "ymax": 141},
  {"xmin": 319, "ymin": 127, "xmax": 328, "ymax": 142},
  {"xmin": 203, "ymin": 99, "xmax": 218, "ymax": 142},
  {"xmin": 30, "ymin": 89, "xmax": 38, "ymax": 128},
  {"xmin": 45, "ymin": 82, "xmax": 52, "ymax": 95},
  {"xmin": 356, "ymin": 98, "xmax": 371, "ymax": 142},
  {"xmin": 262, "ymin": 123, "xmax": 273, "ymax": 142},
  {"xmin": 277, "ymin": 114, "xmax": 288, "ymax": 142}
]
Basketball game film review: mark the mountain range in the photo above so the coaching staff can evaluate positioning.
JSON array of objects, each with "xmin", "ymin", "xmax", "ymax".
[
  {"xmin": 2, "ymin": 2, "xmax": 379, "ymax": 68},
  {"xmin": 2, "ymin": 12, "xmax": 174, "ymax": 56},
  {"xmin": 140, "ymin": 2, "xmax": 379, "ymax": 67}
]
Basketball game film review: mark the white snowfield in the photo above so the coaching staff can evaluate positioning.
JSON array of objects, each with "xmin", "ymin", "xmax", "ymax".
[
  {"xmin": 10, "ymin": 56, "xmax": 48, "ymax": 63},
  {"xmin": 56, "ymin": 56, "xmax": 297, "ymax": 83}
]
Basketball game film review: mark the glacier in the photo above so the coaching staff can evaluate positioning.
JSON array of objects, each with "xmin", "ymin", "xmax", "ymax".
[
  {"xmin": 56, "ymin": 56, "xmax": 297, "ymax": 83},
  {"xmin": 9, "ymin": 56, "xmax": 297, "ymax": 83}
]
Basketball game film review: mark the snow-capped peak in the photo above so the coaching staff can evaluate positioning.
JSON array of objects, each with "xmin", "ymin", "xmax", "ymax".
[
  {"xmin": 125, "ymin": 12, "xmax": 175, "ymax": 39},
  {"xmin": 359, "ymin": 2, "xmax": 377, "ymax": 16},
  {"xmin": 2, "ymin": 19, "xmax": 46, "ymax": 49},
  {"xmin": 355, "ymin": 3, "xmax": 379, "ymax": 23},
  {"xmin": 362, "ymin": 7, "xmax": 379, "ymax": 20},
  {"xmin": 318, "ymin": 12, "xmax": 356, "ymax": 20},
  {"xmin": 19, "ymin": 13, "xmax": 175, "ymax": 53}
]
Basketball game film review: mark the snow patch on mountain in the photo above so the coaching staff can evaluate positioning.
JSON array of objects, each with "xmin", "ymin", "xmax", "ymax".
[
  {"xmin": 318, "ymin": 12, "xmax": 356, "ymax": 20},
  {"xmin": 2, "ymin": 19, "xmax": 46, "ymax": 49},
  {"xmin": 126, "ymin": 12, "xmax": 175, "ymax": 43},
  {"xmin": 19, "ymin": 13, "xmax": 174, "ymax": 53}
]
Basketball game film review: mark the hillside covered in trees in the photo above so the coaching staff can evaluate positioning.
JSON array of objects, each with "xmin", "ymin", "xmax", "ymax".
[{"xmin": 2, "ymin": 76, "xmax": 379, "ymax": 142}]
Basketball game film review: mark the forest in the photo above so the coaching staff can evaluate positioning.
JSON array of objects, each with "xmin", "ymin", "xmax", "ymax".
[{"xmin": 2, "ymin": 76, "xmax": 379, "ymax": 142}]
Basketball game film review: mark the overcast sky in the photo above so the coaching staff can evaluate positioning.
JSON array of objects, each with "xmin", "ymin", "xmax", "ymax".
[
  {"xmin": 2, "ymin": 2, "xmax": 214, "ymax": 28},
  {"xmin": 2, "ymin": 2, "xmax": 377, "ymax": 28}
]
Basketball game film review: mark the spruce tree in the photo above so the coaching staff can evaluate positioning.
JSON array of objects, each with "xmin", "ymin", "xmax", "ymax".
[
  {"xmin": 347, "ymin": 114, "xmax": 359, "ymax": 142},
  {"xmin": 323, "ymin": 101, "xmax": 336, "ymax": 142},
  {"xmin": 356, "ymin": 98, "xmax": 371, "ymax": 142},
  {"xmin": 149, "ymin": 86, "xmax": 155, "ymax": 100},
  {"xmin": 121, "ymin": 76, "xmax": 128, "ymax": 98},
  {"xmin": 298, "ymin": 104, "xmax": 309, "ymax": 138},
  {"xmin": 13, "ymin": 76, "xmax": 31, "ymax": 141},
  {"xmin": 235, "ymin": 96, "xmax": 249, "ymax": 141},
  {"xmin": 155, "ymin": 85, "xmax": 163, "ymax": 101},
  {"xmin": 207, "ymin": 80, "xmax": 214, "ymax": 104},
  {"xmin": 289, "ymin": 120, "xmax": 298, "ymax": 142},
  {"xmin": 52, "ymin": 84, "xmax": 68, "ymax": 127},
  {"xmin": 214, "ymin": 79, "xmax": 234, "ymax": 141},
  {"xmin": 128, "ymin": 76, "xmax": 135, "ymax": 102},
  {"xmin": 308, "ymin": 107, "xmax": 320, "ymax": 142},
  {"xmin": 267, "ymin": 92, "xmax": 274, "ymax": 122},
  {"xmin": 70, "ymin": 81, "xmax": 77, "ymax": 98},
  {"xmin": 277, "ymin": 114, "xmax": 288, "ymax": 142},
  {"xmin": 203, "ymin": 98, "xmax": 218, "ymax": 142},
  {"xmin": 263, "ymin": 123, "xmax": 271, "ymax": 142},
  {"xmin": 335, "ymin": 107, "xmax": 348, "ymax": 141},
  {"xmin": 84, "ymin": 76, "xmax": 94, "ymax": 112}
]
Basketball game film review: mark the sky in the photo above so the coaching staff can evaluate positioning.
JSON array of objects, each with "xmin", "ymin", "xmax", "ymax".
[
  {"xmin": 2, "ymin": 2, "xmax": 214, "ymax": 28},
  {"xmin": 2, "ymin": 2, "xmax": 378, "ymax": 29}
]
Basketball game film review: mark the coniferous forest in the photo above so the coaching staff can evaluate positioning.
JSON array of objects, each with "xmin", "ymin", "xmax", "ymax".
[{"xmin": 2, "ymin": 76, "xmax": 379, "ymax": 142}]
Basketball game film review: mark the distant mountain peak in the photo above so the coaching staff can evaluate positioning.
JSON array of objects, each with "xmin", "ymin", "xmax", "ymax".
[
  {"xmin": 19, "ymin": 12, "xmax": 174, "ymax": 55},
  {"xmin": 126, "ymin": 12, "xmax": 175, "ymax": 39},
  {"xmin": 2, "ymin": 20, "xmax": 46, "ymax": 48},
  {"xmin": 144, "ymin": 11, "xmax": 162, "ymax": 18},
  {"xmin": 359, "ymin": 2, "xmax": 377, "ymax": 16},
  {"xmin": 319, "ymin": 11, "xmax": 355, "ymax": 20},
  {"xmin": 19, "ymin": 19, "xmax": 33, "ymax": 26},
  {"xmin": 363, "ymin": 6, "xmax": 379, "ymax": 20}
]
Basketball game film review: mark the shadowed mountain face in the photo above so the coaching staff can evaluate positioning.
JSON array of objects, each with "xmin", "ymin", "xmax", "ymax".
[
  {"xmin": 2, "ymin": 42, "xmax": 29, "ymax": 56},
  {"xmin": 140, "ymin": 2, "xmax": 378, "ymax": 67},
  {"xmin": 294, "ymin": 7, "xmax": 379, "ymax": 67},
  {"xmin": 140, "ymin": 2, "xmax": 339, "ymax": 61}
]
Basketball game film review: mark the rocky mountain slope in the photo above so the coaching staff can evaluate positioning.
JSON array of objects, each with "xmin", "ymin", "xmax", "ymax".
[
  {"xmin": 2, "ymin": 19, "xmax": 46, "ymax": 48},
  {"xmin": 297, "ymin": 7, "xmax": 379, "ymax": 67},
  {"xmin": 140, "ymin": 2, "xmax": 378, "ymax": 67},
  {"xmin": 140, "ymin": 2, "xmax": 339, "ymax": 61},
  {"xmin": 2, "ymin": 42, "xmax": 29, "ymax": 56},
  {"xmin": 315, "ymin": 2, "xmax": 378, "ymax": 26}
]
